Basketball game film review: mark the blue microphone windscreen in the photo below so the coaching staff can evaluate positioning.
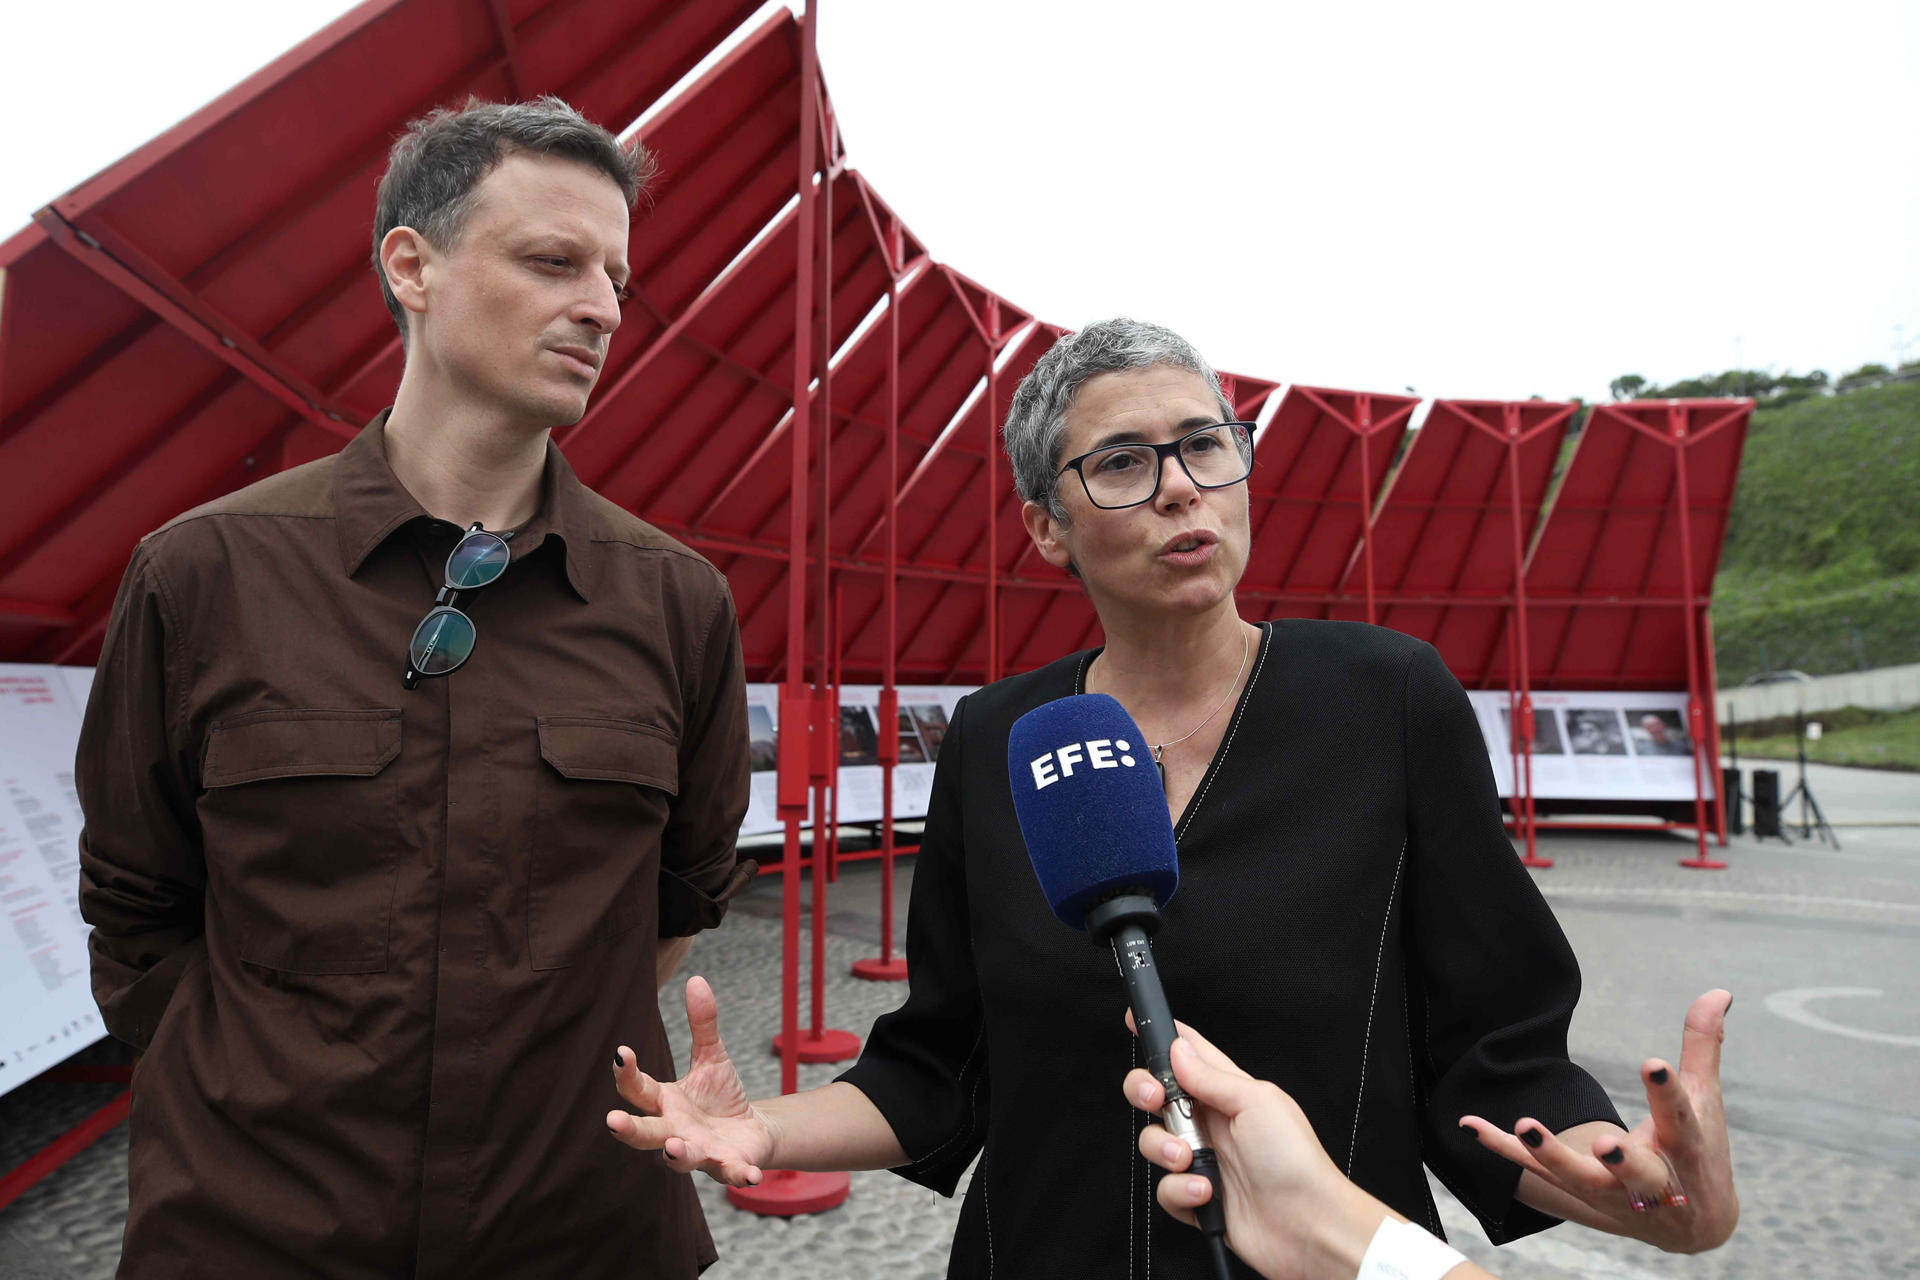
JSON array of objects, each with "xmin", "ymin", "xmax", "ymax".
[{"xmin": 1007, "ymin": 694, "xmax": 1179, "ymax": 929}]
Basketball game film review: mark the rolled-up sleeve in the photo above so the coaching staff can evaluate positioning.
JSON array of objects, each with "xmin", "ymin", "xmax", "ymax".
[
  {"xmin": 1401, "ymin": 641, "xmax": 1622, "ymax": 1243},
  {"xmin": 657, "ymin": 579, "xmax": 753, "ymax": 937},
  {"xmin": 76, "ymin": 543, "xmax": 208, "ymax": 1053},
  {"xmin": 835, "ymin": 695, "xmax": 987, "ymax": 1196}
]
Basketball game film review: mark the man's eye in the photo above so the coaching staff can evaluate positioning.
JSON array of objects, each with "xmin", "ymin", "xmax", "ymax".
[
  {"xmin": 1096, "ymin": 452, "xmax": 1142, "ymax": 473},
  {"xmin": 614, "ymin": 283, "xmax": 632, "ymax": 303},
  {"xmin": 534, "ymin": 256, "xmax": 570, "ymax": 270}
]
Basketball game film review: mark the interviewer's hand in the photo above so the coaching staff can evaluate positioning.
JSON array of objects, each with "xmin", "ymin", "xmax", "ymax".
[
  {"xmin": 1126, "ymin": 1020, "xmax": 1385, "ymax": 1280},
  {"xmin": 605, "ymin": 975, "xmax": 773, "ymax": 1187}
]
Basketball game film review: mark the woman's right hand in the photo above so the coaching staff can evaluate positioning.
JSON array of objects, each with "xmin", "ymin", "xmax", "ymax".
[{"xmin": 607, "ymin": 974, "xmax": 774, "ymax": 1187}]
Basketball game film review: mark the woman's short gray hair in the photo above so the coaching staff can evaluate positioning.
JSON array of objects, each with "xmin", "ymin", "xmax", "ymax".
[{"xmin": 1003, "ymin": 318, "xmax": 1234, "ymax": 521}]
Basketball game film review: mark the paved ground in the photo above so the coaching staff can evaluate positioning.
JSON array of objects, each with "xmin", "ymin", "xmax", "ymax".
[{"xmin": 4, "ymin": 764, "xmax": 1917, "ymax": 1278}]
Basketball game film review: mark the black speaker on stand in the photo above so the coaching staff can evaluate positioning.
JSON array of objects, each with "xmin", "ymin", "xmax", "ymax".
[{"xmin": 1752, "ymin": 769, "xmax": 1783, "ymax": 841}]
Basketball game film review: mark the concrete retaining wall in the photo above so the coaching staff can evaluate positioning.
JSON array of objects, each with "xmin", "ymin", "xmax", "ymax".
[{"xmin": 1719, "ymin": 661, "xmax": 1920, "ymax": 724}]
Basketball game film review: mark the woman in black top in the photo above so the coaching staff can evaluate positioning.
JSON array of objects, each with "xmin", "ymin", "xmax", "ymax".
[{"xmin": 607, "ymin": 320, "xmax": 1739, "ymax": 1276}]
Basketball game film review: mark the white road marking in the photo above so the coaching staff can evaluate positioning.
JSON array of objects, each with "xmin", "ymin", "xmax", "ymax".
[{"xmin": 1764, "ymin": 987, "xmax": 1920, "ymax": 1048}]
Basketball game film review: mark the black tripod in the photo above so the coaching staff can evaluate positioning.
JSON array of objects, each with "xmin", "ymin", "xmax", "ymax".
[{"xmin": 1779, "ymin": 712, "xmax": 1839, "ymax": 848}]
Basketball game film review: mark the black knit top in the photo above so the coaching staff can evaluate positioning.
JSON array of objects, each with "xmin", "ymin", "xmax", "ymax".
[{"xmin": 839, "ymin": 619, "xmax": 1621, "ymax": 1278}]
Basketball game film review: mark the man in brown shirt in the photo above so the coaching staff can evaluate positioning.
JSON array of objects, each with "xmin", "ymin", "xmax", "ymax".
[{"xmin": 75, "ymin": 97, "xmax": 753, "ymax": 1278}]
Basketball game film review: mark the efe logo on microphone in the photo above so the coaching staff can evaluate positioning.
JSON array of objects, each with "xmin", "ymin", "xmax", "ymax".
[{"xmin": 1028, "ymin": 738, "xmax": 1137, "ymax": 790}]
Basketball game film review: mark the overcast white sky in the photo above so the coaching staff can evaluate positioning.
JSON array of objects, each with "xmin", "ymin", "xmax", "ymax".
[{"xmin": 3, "ymin": 0, "xmax": 1915, "ymax": 404}]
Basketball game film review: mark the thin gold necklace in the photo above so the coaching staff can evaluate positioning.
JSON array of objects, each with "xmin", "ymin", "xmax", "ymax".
[{"xmin": 1150, "ymin": 625, "xmax": 1250, "ymax": 786}]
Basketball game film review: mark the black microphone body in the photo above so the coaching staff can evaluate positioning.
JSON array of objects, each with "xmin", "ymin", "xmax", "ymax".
[{"xmin": 1085, "ymin": 894, "xmax": 1231, "ymax": 1271}]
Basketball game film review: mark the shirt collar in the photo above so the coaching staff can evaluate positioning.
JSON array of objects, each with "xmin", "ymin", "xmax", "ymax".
[{"xmin": 333, "ymin": 409, "xmax": 596, "ymax": 602}]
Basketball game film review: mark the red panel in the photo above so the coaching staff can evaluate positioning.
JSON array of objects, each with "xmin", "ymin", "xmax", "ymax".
[
  {"xmin": 1523, "ymin": 400, "xmax": 1750, "ymax": 691},
  {"xmin": 1241, "ymin": 385, "xmax": 1416, "ymax": 617},
  {"xmin": 1353, "ymin": 399, "xmax": 1572, "ymax": 685}
]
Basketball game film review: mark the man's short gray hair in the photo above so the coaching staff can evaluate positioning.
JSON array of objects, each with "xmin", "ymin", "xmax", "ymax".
[
  {"xmin": 372, "ymin": 95, "xmax": 657, "ymax": 347},
  {"xmin": 1003, "ymin": 318, "xmax": 1235, "ymax": 522}
]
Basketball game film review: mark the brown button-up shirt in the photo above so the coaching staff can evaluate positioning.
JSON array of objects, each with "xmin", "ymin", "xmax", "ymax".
[{"xmin": 75, "ymin": 414, "xmax": 753, "ymax": 1279}]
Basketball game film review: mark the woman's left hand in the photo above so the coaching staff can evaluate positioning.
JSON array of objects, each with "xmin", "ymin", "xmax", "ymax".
[{"xmin": 1458, "ymin": 988, "xmax": 1738, "ymax": 1253}]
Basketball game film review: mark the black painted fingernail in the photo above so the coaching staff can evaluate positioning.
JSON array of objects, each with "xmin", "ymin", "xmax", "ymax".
[
  {"xmin": 1601, "ymin": 1146, "xmax": 1626, "ymax": 1166},
  {"xmin": 614, "ymin": 1052, "xmax": 623, "ymax": 1069},
  {"xmin": 1650, "ymin": 1067, "xmax": 1670, "ymax": 1086},
  {"xmin": 1521, "ymin": 1127, "xmax": 1544, "ymax": 1149},
  {"xmin": 1725, "ymin": 995, "xmax": 1734, "ymax": 1015}
]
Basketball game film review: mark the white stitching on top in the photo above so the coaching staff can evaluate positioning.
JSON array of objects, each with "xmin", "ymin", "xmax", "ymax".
[
  {"xmin": 1127, "ymin": 1038, "xmax": 1136, "ymax": 1280},
  {"xmin": 1402, "ymin": 978, "xmax": 1444, "ymax": 1236},
  {"xmin": 981, "ymin": 1149, "xmax": 994, "ymax": 1279},
  {"xmin": 912, "ymin": 1029, "xmax": 987, "ymax": 1170},
  {"xmin": 1348, "ymin": 838, "xmax": 1407, "ymax": 1175},
  {"xmin": 1144, "ymin": 1113, "xmax": 1153, "ymax": 1280},
  {"xmin": 1177, "ymin": 622, "xmax": 1271, "ymax": 841}
]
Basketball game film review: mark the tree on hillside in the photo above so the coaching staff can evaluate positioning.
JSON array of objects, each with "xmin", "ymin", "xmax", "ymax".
[
  {"xmin": 1609, "ymin": 373, "xmax": 1647, "ymax": 401},
  {"xmin": 1842, "ymin": 363, "xmax": 1891, "ymax": 382}
]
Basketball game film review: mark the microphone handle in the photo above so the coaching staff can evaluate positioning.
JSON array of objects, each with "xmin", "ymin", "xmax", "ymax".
[{"xmin": 1110, "ymin": 925, "xmax": 1232, "ymax": 1278}]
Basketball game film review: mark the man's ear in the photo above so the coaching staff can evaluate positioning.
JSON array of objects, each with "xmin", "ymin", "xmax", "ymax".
[
  {"xmin": 380, "ymin": 226, "xmax": 433, "ymax": 323},
  {"xmin": 1021, "ymin": 499, "xmax": 1074, "ymax": 573}
]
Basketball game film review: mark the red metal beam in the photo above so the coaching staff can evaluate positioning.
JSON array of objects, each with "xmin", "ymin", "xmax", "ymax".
[
  {"xmin": 32, "ymin": 210, "xmax": 357, "ymax": 443},
  {"xmin": 0, "ymin": 597, "xmax": 74, "ymax": 626},
  {"xmin": 0, "ymin": 1092, "xmax": 130, "ymax": 1214},
  {"xmin": 485, "ymin": 0, "xmax": 530, "ymax": 98}
]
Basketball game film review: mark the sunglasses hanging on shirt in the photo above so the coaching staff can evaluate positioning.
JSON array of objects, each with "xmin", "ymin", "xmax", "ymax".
[{"xmin": 403, "ymin": 522, "xmax": 513, "ymax": 690}]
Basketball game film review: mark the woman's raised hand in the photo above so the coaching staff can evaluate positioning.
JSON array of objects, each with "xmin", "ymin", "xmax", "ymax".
[
  {"xmin": 606, "ymin": 975, "xmax": 775, "ymax": 1187},
  {"xmin": 1459, "ymin": 988, "xmax": 1738, "ymax": 1253}
]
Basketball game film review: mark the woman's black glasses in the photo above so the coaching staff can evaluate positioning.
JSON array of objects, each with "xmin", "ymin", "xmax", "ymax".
[
  {"xmin": 1056, "ymin": 422, "xmax": 1255, "ymax": 510},
  {"xmin": 403, "ymin": 522, "xmax": 513, "ymax": 690}
]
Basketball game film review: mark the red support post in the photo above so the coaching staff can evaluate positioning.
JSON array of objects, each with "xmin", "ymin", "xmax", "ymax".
[
  {"xmin": 729, "ymin": 0, "xmax": 851, "ymax": 1219},
  {"xmin": 985, "ymin": 303, "xmax": 1001, "ymax": 682},
  {"xmin": 1702, "ymin": 609, "xmax": 1730, "ymax": 845},
  {"xmin": 1505, "ymin": 404, "xmax": 1550, "ymax": 868},
  {"xmin": 853, "ymin": 247, "xmax": 908, "ymax": 982},
  {"xmin": 1357, "ymin": 396, "xmax": 1377, "ymax": 625},
  {"xmin": 1671, "ymin": 405, "xmax": 1727, "ymax": 870}
]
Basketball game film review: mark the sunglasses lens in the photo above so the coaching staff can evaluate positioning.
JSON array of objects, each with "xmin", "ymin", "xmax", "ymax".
[
  {"xmin": 446, "ymin": 533, "xmax": 510, "ymax": 590},
  {"xmin": 409, "ymin": 607, "xmax": 476, "ymax": 676}
]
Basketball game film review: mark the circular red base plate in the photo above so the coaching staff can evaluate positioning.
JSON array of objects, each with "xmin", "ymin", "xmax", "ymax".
[
  {"xmin": 1679, "ymin": 857, "xmax": 1729, "ymax": 869},
  {"xmin": 726, "ymin": 1169, "xmax": 851, "ymax": 1217},
  {"xmin": 850, "ymin": 956, "xmax": 909, "ymax": 982},
  {"xmin": 1519, "ymin": 855, "xmax": 1555, "ymax": 868},
  {"xmin": 771, "ymin": 1028, "xmax": 862, "ymax": 1063}
]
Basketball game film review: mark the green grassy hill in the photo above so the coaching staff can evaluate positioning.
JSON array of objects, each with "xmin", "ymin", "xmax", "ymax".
[{"xmin": 1711, "ymin": 380, "xmax": 1920, "ymax": 684}]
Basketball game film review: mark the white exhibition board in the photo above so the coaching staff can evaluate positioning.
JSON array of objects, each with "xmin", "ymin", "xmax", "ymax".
[
  {"xmin": 0, "ymin": 663, "xmax": 101, "ymax": 1097},
  {"xmin": 743, "ymin": 683, "xmax": 1714, "ymax": 836},
  {"xmin": 741, "ymin": 684, "xmax": 974, "ymax": 837},
  {"xmin": 1466, "ymin": 688, "xmax": 1715, "ymax": 802}
]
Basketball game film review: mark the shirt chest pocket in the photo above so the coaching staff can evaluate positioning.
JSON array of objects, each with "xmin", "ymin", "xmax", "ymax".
[
  {"xmin": 200, "ymin": 708, "xmax": 402, "ymax": 975},
  {"xmin": 531, "ymin": 716, "xmax": 679, "ymax": 971}
]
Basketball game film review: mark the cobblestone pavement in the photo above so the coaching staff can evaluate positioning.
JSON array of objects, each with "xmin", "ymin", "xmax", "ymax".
[{"xmin": 5, "ymin": 770, "xmax": 1917, "ymax": 1278}]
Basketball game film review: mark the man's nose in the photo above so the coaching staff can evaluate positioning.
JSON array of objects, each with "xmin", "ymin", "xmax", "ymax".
[{"xmin": 573, "ymin": 277, "xmax": 623, "ymax": 335}]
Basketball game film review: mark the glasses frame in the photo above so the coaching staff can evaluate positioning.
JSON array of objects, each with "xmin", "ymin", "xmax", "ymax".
[
  {"xmin": 403, "ymin": 522, "xmax": 513, "ymax": 690},
  {"xmin": 1055, "ymin": 421, "xmax": 1256, "ymax": 511}
]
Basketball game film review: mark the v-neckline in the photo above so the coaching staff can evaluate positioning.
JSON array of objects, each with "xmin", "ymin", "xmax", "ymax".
[{"xmin": 1071, "ymin": 621, "xmax": 1274, "ymax": 839}]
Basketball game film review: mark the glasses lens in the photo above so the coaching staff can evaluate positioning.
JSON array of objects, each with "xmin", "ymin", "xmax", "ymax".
[
  {"xmin": 409, "ymin": 606, "xmax": 476, "ymax": 677},
  {"xmin": 1182, "ymin": 424, "xmax": 1253, "ymax": 488},
  {"xmin": 446, "ymin": 532, "xmax": 510, "ymax": 590},
  {"xmin": 1082, "ymin": 445, "xmax": 1160, "ymax": 507}
]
